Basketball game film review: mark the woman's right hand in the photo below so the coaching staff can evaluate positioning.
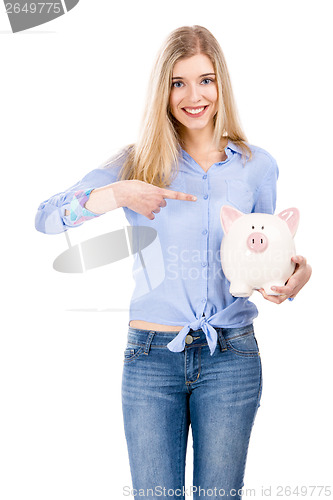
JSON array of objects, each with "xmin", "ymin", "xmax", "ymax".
[{"xmin": 113, "ymin": 179, "xmax": 197, "ymax": 220}]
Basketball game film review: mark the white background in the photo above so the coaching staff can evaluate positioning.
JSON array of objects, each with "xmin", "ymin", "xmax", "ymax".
[{"xmin": 1, "ymin": 0, "xmax": 332, "ymax": 499}]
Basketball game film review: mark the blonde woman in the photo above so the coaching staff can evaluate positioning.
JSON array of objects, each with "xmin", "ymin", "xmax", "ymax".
[{"xmin": 35, "ymin": 26, "xmax": 311, "ymax": 500}]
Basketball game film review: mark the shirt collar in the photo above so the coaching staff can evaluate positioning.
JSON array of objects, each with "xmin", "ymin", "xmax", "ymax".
[
  {"xmin": 180, "ymin": 139, "xmax": 247, "ymax": 158},
  {"xmin": 226, "ymin": 139, "xmax": 247, "ymax": 156}
]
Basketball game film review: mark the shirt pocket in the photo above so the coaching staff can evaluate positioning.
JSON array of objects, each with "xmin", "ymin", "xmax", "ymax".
[{"xmin": 225, "ymin": 179, "xmax": 253, "ymax": 213}]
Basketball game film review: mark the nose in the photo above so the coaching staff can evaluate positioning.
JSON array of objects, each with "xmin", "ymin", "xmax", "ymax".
[
  {"xmin": 247, "ymin": 232, "xmax": 268, "ymax": 253},
  {"xmin": 187, "ymin": 83, "xmax": 201, "ymax": 103}
]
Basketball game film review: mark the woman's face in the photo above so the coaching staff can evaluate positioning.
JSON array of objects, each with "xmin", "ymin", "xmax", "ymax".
[{"xmin": 169, "ymin": 53, "xmax": 218, "ymax": 134}]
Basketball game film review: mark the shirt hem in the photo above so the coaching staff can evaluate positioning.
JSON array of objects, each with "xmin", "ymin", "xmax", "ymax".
[{"xmin": 128, "ymin": 317, "xmax": 256, "ymax": 329}]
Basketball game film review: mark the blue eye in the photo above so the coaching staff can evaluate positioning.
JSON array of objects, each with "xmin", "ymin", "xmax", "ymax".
[
  {"xmin": 201, "ymin": 78, "xmax": 214, "ymax": 85},
  {"xmin": 172, "ymin": 78, "xmax": 215, "ymax": 88}
]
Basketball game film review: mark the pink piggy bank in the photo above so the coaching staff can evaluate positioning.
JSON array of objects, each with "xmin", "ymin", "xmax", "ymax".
[{"xmin": 220, "ymin": 206, "xmax": 300, "ymax": 297}]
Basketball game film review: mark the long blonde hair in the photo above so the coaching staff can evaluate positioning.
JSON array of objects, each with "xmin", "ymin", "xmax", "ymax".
[{"xmin": 113, "ymin": 25, "xmax": 252, "ymax": 188}]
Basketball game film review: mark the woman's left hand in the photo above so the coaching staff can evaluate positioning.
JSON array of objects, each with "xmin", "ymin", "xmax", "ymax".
[{"xmin": 257, "ymin": 255, "xmax": 312, "ymax": 304}]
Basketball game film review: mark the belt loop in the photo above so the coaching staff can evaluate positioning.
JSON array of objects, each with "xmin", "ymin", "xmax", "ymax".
[
  {"xmin": 217, "ymin": 328, "xmax": 228, "ymax": 352},
  {"xmin": 144, "ymin": 331, "xmax": 156, "ymax": 355}
]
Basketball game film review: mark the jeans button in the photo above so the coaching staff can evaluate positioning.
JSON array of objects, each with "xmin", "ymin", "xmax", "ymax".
[{"xmin": 185, "ymin": 334, "xmax": 193, "ymax": 344}]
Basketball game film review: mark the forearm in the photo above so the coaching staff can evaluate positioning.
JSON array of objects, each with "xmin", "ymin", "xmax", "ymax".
[
  {"xmin": 64, "ymin": 180, "xmax": 130, "ymax": 216},
  {"xmin": 35, "ymin": 159, "xmax": 125, "ymax": 234}
]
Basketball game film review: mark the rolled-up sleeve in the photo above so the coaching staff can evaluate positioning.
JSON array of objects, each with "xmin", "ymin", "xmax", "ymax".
[
  {"xmin": 35, "ymin": 162, "xmax": 123, "ymax": 235},
  {"xmin": 62, "ymin": 187, "xmax": 102, "ymax": 227}
]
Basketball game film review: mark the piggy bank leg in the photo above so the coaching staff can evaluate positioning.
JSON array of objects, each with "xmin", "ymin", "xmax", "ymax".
[
  {"xmin": 229, "ymin": 281, "xmax": 253, "ymax": 298},
  {"xmin": 262, "ymin": 281, "xmax": 286, "ymax": 296}
]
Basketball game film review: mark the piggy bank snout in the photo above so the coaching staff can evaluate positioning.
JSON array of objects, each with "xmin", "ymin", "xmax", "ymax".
[{"xmin": 246, "ymin": 232, "xmax": 268, "ymax": 253}]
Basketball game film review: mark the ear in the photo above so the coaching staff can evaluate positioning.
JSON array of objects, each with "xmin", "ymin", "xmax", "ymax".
[
  {"xmin": 277, "ymin": 207, "xmax": 300, "ymax": 237},
  {"xmin": 220, "ymin": 205, "xmax": 244, "ymax": 234}
]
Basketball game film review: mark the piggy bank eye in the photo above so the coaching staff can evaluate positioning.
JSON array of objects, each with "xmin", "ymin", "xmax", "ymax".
[
  {"xmin": 252, "ymin": 225, "xmax": 255, "ymax": 229},
  {"xmin": 261, "ymin": 226, "xmax": 264, "ymax": 230}
]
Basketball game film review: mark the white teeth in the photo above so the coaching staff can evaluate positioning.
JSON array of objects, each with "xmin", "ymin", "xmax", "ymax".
[{"xmin": 184, "ymin": 106, "xmax": 205, "ymax": 114}]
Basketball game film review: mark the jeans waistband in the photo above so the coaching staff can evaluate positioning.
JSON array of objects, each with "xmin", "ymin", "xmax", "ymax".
[{"xmin": 127, "ymin": 323, "xmax": 254, "ymax": 348}]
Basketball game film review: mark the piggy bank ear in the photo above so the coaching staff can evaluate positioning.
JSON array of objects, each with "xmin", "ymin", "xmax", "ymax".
[
  {"xmin": 277, "ymin": 207, "xmax": 300, "ymax": 237},
  {"xmin": 220, "ymin": 205, "xmax": 244, "ymax": 234}
]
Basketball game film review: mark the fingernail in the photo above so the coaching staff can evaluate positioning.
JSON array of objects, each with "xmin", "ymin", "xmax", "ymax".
[
  {"xmin": 192, "ymin": 196, "xmax": 197, "ymax": 200},
  {"xmin": 271, "ymin": 286, "xmax": 277, "ymax": 291}
]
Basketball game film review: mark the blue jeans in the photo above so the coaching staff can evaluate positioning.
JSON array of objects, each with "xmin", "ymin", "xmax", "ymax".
[{"xmin": 121, "ymin": 324, "xmax": 262, "ymax": 500}]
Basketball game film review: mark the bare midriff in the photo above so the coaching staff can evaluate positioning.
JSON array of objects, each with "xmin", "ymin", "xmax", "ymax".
[{"xmin": 129, "ymin": 320, "xmax": 183, "ymax": 331}]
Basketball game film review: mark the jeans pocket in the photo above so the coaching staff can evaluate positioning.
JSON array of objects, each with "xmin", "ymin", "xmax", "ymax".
[
  {"xmin": 226, "ymin": 331, "xmax": 260, "ymax": 357},
  {"xmin": 123, "ymin": 344, "xmax": 144, "ymax": 363}
]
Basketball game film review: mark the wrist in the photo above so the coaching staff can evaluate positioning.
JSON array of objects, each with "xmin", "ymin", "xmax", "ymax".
[{"xmin": 111, "ymin": 180, "xmax": 132, "ymax": 209}]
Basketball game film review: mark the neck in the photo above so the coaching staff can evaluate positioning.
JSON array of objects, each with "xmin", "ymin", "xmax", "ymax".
[{"xmin": 179, "ymin": 124, "xmax": 227, "ymax": 154}]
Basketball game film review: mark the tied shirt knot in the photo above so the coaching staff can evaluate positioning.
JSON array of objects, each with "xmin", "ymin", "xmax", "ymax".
[{"xmin": 166, "ymin": 316, "xmax": 218, "ymax": 356}]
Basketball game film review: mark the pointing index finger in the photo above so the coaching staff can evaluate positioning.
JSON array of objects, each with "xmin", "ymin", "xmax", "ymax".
[{"xmin": 161, "ymin": 189, "xmax": 197, "ymax": 201}]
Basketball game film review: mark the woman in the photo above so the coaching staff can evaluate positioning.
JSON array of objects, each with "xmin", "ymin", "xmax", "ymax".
[{"xmin": 35, "ymin": 26, "xmax": 311, "ymax": 500}]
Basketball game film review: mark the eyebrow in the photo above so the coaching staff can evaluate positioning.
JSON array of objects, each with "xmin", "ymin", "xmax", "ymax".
[{"xmin": 171, "ymin": 73, "xmax": 216, "ymax": 80}]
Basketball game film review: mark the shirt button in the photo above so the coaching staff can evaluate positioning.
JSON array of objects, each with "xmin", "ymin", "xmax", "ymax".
[
  {"xmin": 203, "ymin": 194, "xmax": 208, "ymax": 200},
  {"xmin": 202, "ymin": 174, "xmax": 207, "ymax": 179},
  {"xmin": 201, "ymin": 298, "xmax": 206, "ymax": 303},
  {"xmin": 185, "ymin": 334, "xmax": 193, "ymax": 344},
  {"xmin": 202, "ymin": 229, "xmax": 208, "ymax": 235},
  {"xmin": 201, "ymin": 262, "xmax": 207, "ymax": 267}
]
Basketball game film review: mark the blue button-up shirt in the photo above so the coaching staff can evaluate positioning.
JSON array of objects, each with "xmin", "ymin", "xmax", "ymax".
[{"xmin": 35, "ymin": 140, "xmax": 280, "ymax": 355}]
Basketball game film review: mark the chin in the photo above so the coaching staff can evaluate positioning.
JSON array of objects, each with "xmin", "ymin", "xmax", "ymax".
[
  {"xmin": 183, "ymin": 120, "xmax": 211, "ymax": 130},
  {"xmin": 178, "ymin": 114, "xmax": 215, "ymax": 131}
]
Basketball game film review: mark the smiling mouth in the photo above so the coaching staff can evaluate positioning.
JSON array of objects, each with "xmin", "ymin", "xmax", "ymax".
[{"xmin": 182, "ymin": 105, "xmax": 208, "ymax": 117}]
